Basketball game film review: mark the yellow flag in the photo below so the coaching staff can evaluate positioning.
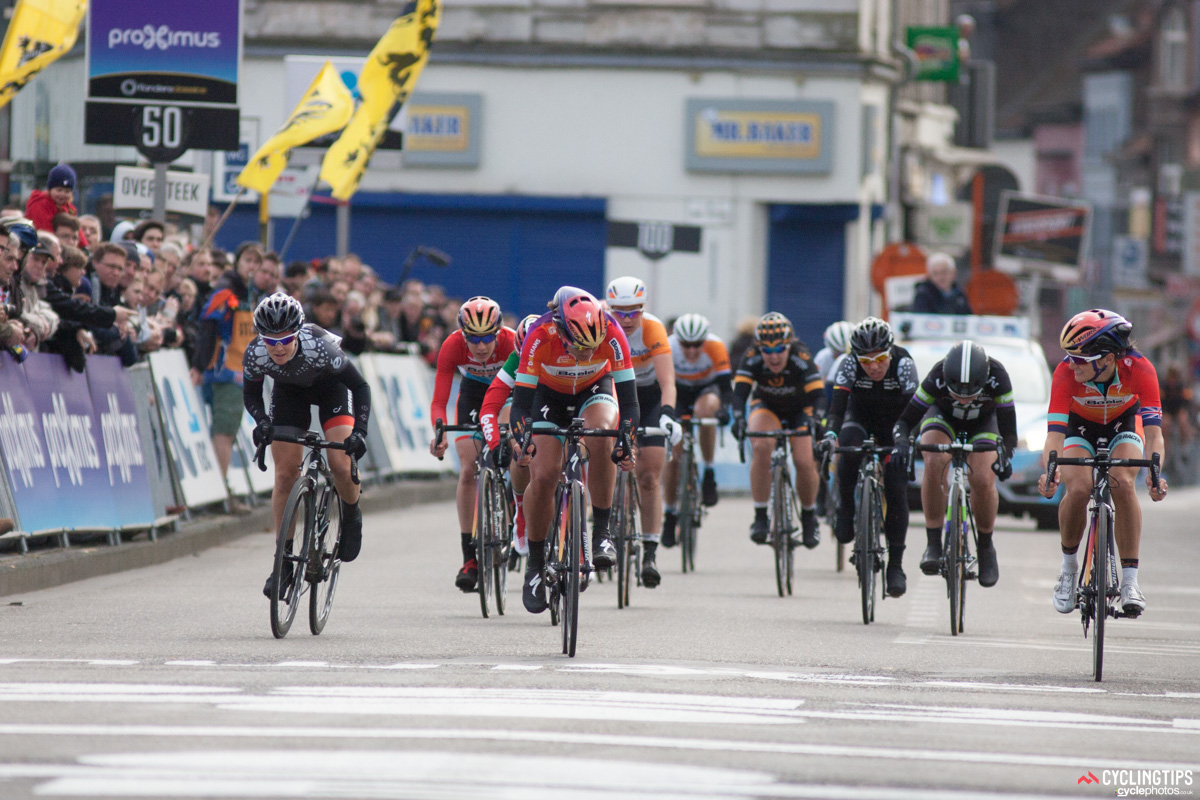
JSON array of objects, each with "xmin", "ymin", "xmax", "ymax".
[
  {"xmin": 236, "ymin": 61, "xmax": 354, "ymax": 195},
  {"xmin": 0, "ymin": 0, "xmax": 87, "ymax": 110},
  {"xmin": 320, "ymin": 0, "xmax": 441, "ymax": 201}
]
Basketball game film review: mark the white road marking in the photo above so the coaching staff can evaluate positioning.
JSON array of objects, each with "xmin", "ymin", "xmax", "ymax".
[{"xmin": 894, "ymin": 632, "xmax": 1200, "ymax": 657}]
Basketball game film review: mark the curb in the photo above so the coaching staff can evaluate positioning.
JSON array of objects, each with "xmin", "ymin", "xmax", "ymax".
[{"xmin": 0, "ymin": 477, "xmax": 457, "ymax": 598}]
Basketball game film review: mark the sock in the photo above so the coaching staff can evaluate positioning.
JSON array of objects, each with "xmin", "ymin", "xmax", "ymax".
[
  {"xmin": 754, "ymin": 506, "xmax": 769, "ymax": 521},
  {"xmin": 704, "ymin": 460, "xmax": 714, "ymax": 469},
  {"xmin": 643, "ymin": 532, "xmax": 661, "ymax": 544},
  {"xmin": 1121, "ymin": 566, "xmax": 1138, "ymax": 586},
  {"xmin": 514, "ymin": 492, "xmax": 524, "ymax": 513},
  {"xmin": 926, "ymin": 527, "xmax": 941, "ymax": 548},
  {"xmin": 527, "ymin": 538, "xmax": 545, "ymax": 567},
  {"xmin": 1062, "ymin": 551, "xmax": 1078, "ymax": 573},
  {"xmin": 888, "ymin": 544, "xmax": 905, "ymax": 565},
  {"xmin": 802, "ymin": 505, "xmax": 816, "ymax": 513},
  {"xmin": 664, "ymin": 505, "xmax": 677, "ymax": 515},
  {"xmin": 460, "ymin": 532, "xmax": 474, "ymax": 562},
  {"xmin": 977, "ymin": 531, "xmax": 993, "ymax": 549},
  {"xmin": 754, "ymin": 501, "xmax": 768, "ymax": 510},
  {"xmin": 592, "ymin": 506, "xmax": 611, "ymax": 534}
]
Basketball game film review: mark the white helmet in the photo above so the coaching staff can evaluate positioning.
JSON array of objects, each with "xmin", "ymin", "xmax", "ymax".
[
  {"xmin": 605, "ymin": 276, "xmax": 647, "ymax": 307},
  {"xmin": 823, "ymin": 321, "xmax": 854, "ymax": 355},
  {"xmin": 673, "ymin": 313, "xmax": 710, "ymax": 344}
]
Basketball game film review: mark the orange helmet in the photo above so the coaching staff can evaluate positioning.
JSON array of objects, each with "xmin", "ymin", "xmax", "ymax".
[
  {"xmin": 754, "ymin": 312, "xmax": 794, "ymax": 348},
  {"xmin": 515, "ymin": 314, "xmax": 539, "ymax": 349},
  {"xmin": 554, "ymin": 289, "xmax": 607, "ymax": 348},
  {"xmin": 458, "ymin": 296, "xmax": 501, "ymax": 337},
  {"xmin": 1059, "ymin": 309, "xmax": 1131, "ymax": 355}
]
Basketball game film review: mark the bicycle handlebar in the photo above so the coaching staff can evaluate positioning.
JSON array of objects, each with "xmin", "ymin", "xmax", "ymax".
[
  {"xmin": 738, "ymin": 428, "xmax": 809, "ymax": 463},
  {"xmin": 518, "ymin": 417, "xmax": 635, "ymax": 465},
  {"xmin": 254, "ymin": 432, "xmax": 359, "ymax": 485},
  {"xmin": 1046, "ymin": 449, "xmax": 1161, "ymax": 489},
  {"xmin": 830, "ymin": 440, "xmax": 894, "ymax": 456},
  {"xmin": 915, "ymin": 440, "xmax": 998, "ymax": 454}
]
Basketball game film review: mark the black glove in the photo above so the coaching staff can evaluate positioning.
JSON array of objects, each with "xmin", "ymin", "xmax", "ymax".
[
  {"xmin": 893, "ymin": 434, "xmax": 911, "ymax": 461},
  {"xmin": 252, "ymin": 420, "xmax": 274, "ymax": 448},
  {"xmin": 343, "ymin": 431, "xmax": 367, "ymax": 461},
  {"xmin": 819, "ymin": 429, "xmax": 838, "ymax": 454},
  {"xmin": 715, "ymin": 406, "xmax": 731, "ymax": 426},
  {"xmin": 992, "ymin": 446, "xmax": 1012, "ymax": 481},
  {"xmin": 490, "ymin": 438, "xmax": 512, "ymax": 470},
  {"xmin": 731, "ymin": 412, "xmax": 747, "ymax": 441}
]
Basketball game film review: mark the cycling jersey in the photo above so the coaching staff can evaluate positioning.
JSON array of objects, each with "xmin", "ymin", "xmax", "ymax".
[
  {"xmin": 510, "ymin": 312, "xmax": 639, "ymax": 432},
  {"xmin": 242, "ymin": 324, "xmax": 370, "ymax": 434},
  {"xmin": 671, "ymin": 332, "xmax": 732, "ymax": 388},
  {"xmin": 480, "ymin": 350, "xmax": 520, "ymax": 449},
  {"xmin": 1048, "ymin": 350, "xmax": 1163, "ymax": 435},
  {"xmin": 733, "ymin": 341, "xmax": 826, "ymax": 418},
  {"xmin": 625, "ymin": 313, "xmax": 671, "ymax": 387},
  {"xmin": 430, "ymin": 327, "xmax": 517, "ymax": 426},
  {"xmin": 827, "ymin": 346, "xmax": 918, "ymax": 439},
  {"xmin": 895, "ymin": 356, "xmax": 1018, "ymax": 450}
]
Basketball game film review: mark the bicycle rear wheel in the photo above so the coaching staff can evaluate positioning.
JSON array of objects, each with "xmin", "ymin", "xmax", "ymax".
[
  {"xmin": 855, "ymin": 479, "xmax": 876, "ymax": 625},
  {"xmin": 548, "ymin": 485, "xmax": 565, "ymax": 628},
  {"xmin": 1092, "ymin": 507, "xmax": 1110, "ymax": 681},
  {"xmin": 491, "ymin": 476, "xmax": 511, "ymax": 616},
  {"xmin": 271, "ymin": 478, "xmax": 311, "ymax": 639},
  {"xmin": 679, "ymin": 454, "xmax": 697, "ymax": 574},
  {"xmin": 946, "ymin": 483, "xmax": 963, "ymax": 636},
  {"xmin": 476, "ymin": 468, "xmax": 494, "ymax": 619},
  {"xmin": 784, "ymin": 481, "xmax": 800, "ymax": 596},
  {"xmin": 308, "ymin": 483, "xmax": 342, "ymax": 635},
  {"xmin": 562, "ymin": 481, "xmax": 584, "ymax": 657}
]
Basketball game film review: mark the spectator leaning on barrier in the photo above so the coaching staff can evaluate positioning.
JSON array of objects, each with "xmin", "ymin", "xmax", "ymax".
[
  {"xmin": 26, "ymin": 164, "xmax": 88, "ymax": 247},
  {"xmin": 36, "ymin": 230, "xmax": 62, "ymax": 279},
  {"xmin": 911, "ymin": 252, "xmax": 973, "ymax": 315},
  {"xmin": 39, "ymin": 243, "xmax": 131, "ymax": 372},
  {"xmin": 87, "ymin": 242, "xmax": 139, "ymax": 366},
  {"xmin": 18, "ymin": 238, "xmax": 60, "ymax": 349},
  {"xmin": 0, "ymin": 229, "xmax": 29, "ymax": 353},
  {"xmin": 190, "ymin": 241, "xmax": 261, "ymax": 493}
]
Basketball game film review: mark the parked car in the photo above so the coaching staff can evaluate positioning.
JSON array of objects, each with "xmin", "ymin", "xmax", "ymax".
[{"xmin": 893, "ymin": 313, "xmax": 1060, "ymax": 530}]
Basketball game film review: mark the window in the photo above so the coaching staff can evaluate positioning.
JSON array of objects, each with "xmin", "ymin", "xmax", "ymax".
[{"xmin": 1161, "ymin": 6, "xmax": 1188, "ymax": 90}]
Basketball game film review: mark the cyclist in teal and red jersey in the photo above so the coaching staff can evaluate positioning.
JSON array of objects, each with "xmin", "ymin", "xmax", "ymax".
[
  {"xmin": 479, "ymin": 314, "xmax": 540, "ymax": 558},
  {"xmin": 428, "ymin": 297, "xmax": 517, "ymax": 594},
  {"xmin": 511, "ymin": 287, "xmax": 640, "ymax": 614},
  {"xmin": 1038, "ymin": 309, "xmax": 1168, "ymax": 617}
]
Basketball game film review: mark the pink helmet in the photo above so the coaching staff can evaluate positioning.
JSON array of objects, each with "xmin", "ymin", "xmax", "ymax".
[
  {"xmin": 515, "ymin": 314, "xmax": 539, "ymax": 349},
  {"xmin": 458, "ymin": 296, "xmax": 501, "ymax": 336},
  {"xmin": 553, "ymin": 289, "xmax": 607, "ymax": 348}
]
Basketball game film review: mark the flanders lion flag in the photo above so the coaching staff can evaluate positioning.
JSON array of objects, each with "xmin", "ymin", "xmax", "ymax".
[
  {"xmin": 236, "ymin": 61, "xmax": 354, "ymax": 195},
  {"xmin": 0, "ymin": 0, "xmax": 87, "ymax": 109},
  {"xmin": 319, "ymin": 0, "xmax": 440, "ymax": 201}
]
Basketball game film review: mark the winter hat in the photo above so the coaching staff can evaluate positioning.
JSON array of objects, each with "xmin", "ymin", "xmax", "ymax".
[{"xmin": 47, "ymin": 164, "xmax": 77, "ymax": 191}]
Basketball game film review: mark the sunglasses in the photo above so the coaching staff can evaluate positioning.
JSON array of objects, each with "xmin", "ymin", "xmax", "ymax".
[
  {"xmin": 856, "ymin": 350, "xmax": 890, "ymax": 365},
  {"xmin": 1066, "ymin": 352, "xmax": 1105, "ymax": 366},
  {"xmin": 262, "ymin": 333, "xmax": 298, "ymax": 347},
  {"xmin": 612, "ymin": 308, "xmax": 643, "ymax": 319},
  {"xmin": 465, "ymin": 333, "xmax": 497, "ymax": 345},
  {"xmin": 949, "ymin": 389, "xmax": 982, "ymax": 403},
  {"xmin": 759, "ymin": 343, "xmax": 789, "ymax": 355},
  {"xmin": 679, "ymin": 341, "xmax": 705, "ymax": 350}
]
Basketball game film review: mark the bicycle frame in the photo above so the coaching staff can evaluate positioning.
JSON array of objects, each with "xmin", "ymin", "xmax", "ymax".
[
  {"xmin": 831, "ymin": 438, "xmax": 890, "ymax": 625},
  {"xmin": 674, "ymin": 418, "xmax": 715, "ymax": 575},
  {"xmin": 742, "ymin": 428, "xmax": 807, "ymax": 598}
]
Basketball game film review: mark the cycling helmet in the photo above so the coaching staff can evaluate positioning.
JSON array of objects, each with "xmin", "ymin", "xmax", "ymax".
[
  {"xmin": 673, "ymin": 313, "xmax": 710, "ymax": 345},
  {"xmin": 850, "ymin": 316, "xmax": 894, "ymax": 355},
  {"xmin": 550, "ymin": 285, "xmax": 587, "ymax": 312},
  {"xmin": 458, "ymin": 296, "xmax": 502, "ymax": 336},
  {"xmin": 754, "ymin": 312, "xmax": 794, "ymax": 347},
  {"xmin": 253, "ymin": 292, "xmax": 305, "ymax": 336},
  {"xmin": 5, "ymin": 222, "xmax": 39, "ymax": 253},
  {"xmin": 515, "ymin": 314, "xmax": 539, "ymax": 349},
  {"xmin": 554, "ymin": 289, "xmax": 608, "ymax": 348},
  {"xmin": 1059, "ymin": 309, "xmax": 1132, "ymax": 355},
  {"xmin": 606, "ymin": 276, "xmax": 647, "ymax": 307},
  {"xmin": 944, "ymin": 340, "xmax": 989, "ymax": 398},
  {"xmin": 822, "ymin": 321, "xmax": 854, "ymax": 355}
]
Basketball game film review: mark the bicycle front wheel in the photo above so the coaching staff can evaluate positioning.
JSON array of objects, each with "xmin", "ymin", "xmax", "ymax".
[
  {"xmin": 679, "ymin": 454, "xmax": 697, "ymax": 574},
  {"xmin": 271, "ymin": 477, "xmax": 312, "ymax": 639},
  {"xmin": 476, "ymin": 467, "xmax": 494, "ymax": 619},
  {"xmin": 614, "ymin": 473, "xmax": 629, "ymax": 609},
  {"xmin": 1093, "ymin": 507, "xmax": 1111, "ymax": 682},
  {"xmin": 491, "ymin": 475, "xmax": 511, "ymax": 616},
  {"xmin": 855, "ymin": 479, "xmax": 876, "ymax": 625},
  {"xmin": 772, "ymin": 467, "xmax": 788, "ymax": 598},
  {"xmin": 308, "ymin": 483, "xmax": 342, "ymax": 636},
  {"xmin": 946, "ymin": 483, "xmax": 963, "ymax": 636},
  {"xmin": 562, "ymin": 481, "xmax": 584, "ymax": 657}
]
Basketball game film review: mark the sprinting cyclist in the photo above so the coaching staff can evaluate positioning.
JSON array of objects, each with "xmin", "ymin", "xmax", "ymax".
[
  {"xmin": 892, "ymin": 340, "xmax": 1017, "ymax": 587},
  {"xmin": 428, "ymin": 297, "xmax": 517, "ymax": 594},
  {"xmin": 823, "ymin": 317, "xmax": 918, "ymax": 596},
  {"xmin": 662, "ymin": 313, "xmax": 733, "ymax": 547},
  {"xmin": 512, "ymin": 287, "xmax": 639, "ymax": 614},
  {"xmin": 731, "ymin": 313, "xmax": 825, "ymax": 549},
  {"xmin": 815, "ymin": 320, "xmax": 854, "ymax": 387},
  {"xmin": 479, "ymin": 314, "xmax": 540, "ymax": 559},
  {"xmin": 604, "ymin": 277, "xmax": 681, "ymax": 588},
  {"xmin": 242, "ymin": 293, "xmax": 370, "ymax": 598},
  {"xmin": 1037, "ymin": 309, "xmax": 1167, "ymax": 616}
]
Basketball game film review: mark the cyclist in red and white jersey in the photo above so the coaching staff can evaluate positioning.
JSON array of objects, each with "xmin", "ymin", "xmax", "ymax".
[
  {"xmin": 1038, "ymin": 309, "xmax": 1167, "ymax": 617},
  {"xmin": 428, "ymin": 297, "xmax": 517, "ymax": 594}
]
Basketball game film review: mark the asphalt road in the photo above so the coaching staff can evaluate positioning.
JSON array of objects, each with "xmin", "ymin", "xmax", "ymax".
[{"xmin": 0, "ymin": 488, "xmax": 1197, "ymax": 799}]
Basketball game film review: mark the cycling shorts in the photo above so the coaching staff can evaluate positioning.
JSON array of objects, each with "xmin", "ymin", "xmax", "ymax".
[
  {"xmin": 454, "ymin": 379, "xmax": 489, "ymax": 440},
  {"xmin": 1064, "ymin": 405, "xmax": 1144, "ymax": 455},
  {"xmin": 531, "ymin": 374, "xmax": 618, "ymax": 435},
  {"xmin": 677, "ymin": 382, "xmax": 719, "ymax": 418},
  {"xmin": 749, "ymin": 399, "xmax": 812, "ymax": 435},
  {"xmin": 637, "ymin": 382, "xmax": 665, "ymax": 448},
  {"xmin": 272, "ymin": 377, "xmax": 355, "ymax": 435},
  {"xmin": 919, "ymin": 408, "xmax": 1000, "ymax": 444}
]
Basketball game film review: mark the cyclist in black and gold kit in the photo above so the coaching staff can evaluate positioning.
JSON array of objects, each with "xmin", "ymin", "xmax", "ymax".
[
  {"xmin": 732, "ymin": 313, "xmax": 826, "ymax": 549},
  {"xmin": 243, "ymin": 293, "xmax": 371, "ymax": 598}
]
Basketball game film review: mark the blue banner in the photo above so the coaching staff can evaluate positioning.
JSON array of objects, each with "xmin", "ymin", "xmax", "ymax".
[{"xmin": 86, "ymin": 356, "xmax": 156, "ymax": 528}]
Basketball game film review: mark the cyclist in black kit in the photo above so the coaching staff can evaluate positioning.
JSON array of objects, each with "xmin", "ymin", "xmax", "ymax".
[
  {"xmin": 892, "ymin": 340, "xmax": 1017, "ymax": 587},
  {"xmin": 822, "ymin": 317, "xmax": 918, "ymax": 596},
  {"xmin": 243, "ymin": 293, "xmax": 371, "ymax": 597}
]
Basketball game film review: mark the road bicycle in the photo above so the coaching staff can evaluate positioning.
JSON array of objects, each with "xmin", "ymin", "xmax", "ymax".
[
  {"xmin": 740, "ymin": 429, "xmax": 808, "ymax": 598},
  {"xmin": 523, "ymin": 418, "xmax": 632, "ymax": 656},
  {"xmin": 434, "ymin": 420, "xmax": 513, "ymax": 619},
  {"xmin": 831, "ymin": 437, "xmax": 890, "ymax": 625},
  {"xmin": 673, "ymin": 418, "xmax": 720, "ymax": 575},
  {"xmin": 818, "ymin": 445, "xmax": 844, "ymax": 573},
  {"xmin": 611, "ymin": 424, "xmax": 667, "ymax": 608},
  {"xmin": 255, "ymin": 431, "xmax": 359, "ymax": 639},
  {"xmin": 1046, "ymin": 447, "xmax": 1160, "ymax": 682},
  {"xmin": 915, "ymin": 438, "xmax": 999, "ymax": 636}
]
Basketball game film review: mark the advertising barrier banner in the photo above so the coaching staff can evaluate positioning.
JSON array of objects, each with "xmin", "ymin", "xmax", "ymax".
[
  {"xmin": 147, "ymin": 350, "xmax": 228, "ymax": 508},
  {"xmin": 85, "ymin": 355, "xmax": 156, "ymax": 528},
  {"xmin": 359, "ymin": 354, "xmax": 446, "ymax": 475},
  {"xmin": 126, "ymin": 363, "xmax": 178, "ymax": 521}
]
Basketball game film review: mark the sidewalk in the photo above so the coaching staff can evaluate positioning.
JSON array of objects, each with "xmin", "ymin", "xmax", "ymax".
[{"xmin": 0, "ymin": 477, "xmax": 457, "ymax": 598}]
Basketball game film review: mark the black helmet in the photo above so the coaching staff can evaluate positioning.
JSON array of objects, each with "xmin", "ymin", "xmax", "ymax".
[
  {"xmin": 944, "ymin": 340, "xmax": 989, "ymax": 398},
  {"xmin": 850, "ymin": 316, "xmax": 893, "ymax": 355},
  {"xmin": 253, "ymin": 292, "xmax": 305, "ymax": 336}
]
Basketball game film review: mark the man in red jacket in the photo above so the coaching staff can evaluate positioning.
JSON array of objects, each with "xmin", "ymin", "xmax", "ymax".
[{"xmin": 26, "ymin": 164, "xmax": 88, "ymax": 247}]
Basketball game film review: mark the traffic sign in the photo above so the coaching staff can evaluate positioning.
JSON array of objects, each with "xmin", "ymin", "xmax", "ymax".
[{"xmin": 85, "ymin": 102, "xmax": 239, "ymax": 161}]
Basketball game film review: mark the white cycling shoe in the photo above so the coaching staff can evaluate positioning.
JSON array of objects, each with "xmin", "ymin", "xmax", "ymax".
[
  {"xmin": 1052, "ymin": 570, "xmax": 1077, "ymax": 614},
  {"xmin": 1119, "ymin": 582, "xmax": 1146, "ymax": 617}
]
